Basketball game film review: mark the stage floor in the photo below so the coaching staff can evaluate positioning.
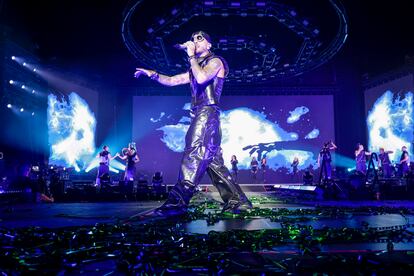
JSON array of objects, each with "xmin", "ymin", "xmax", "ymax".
[
  {"xmin": 2, "ymin": 191, "xmax": 414, "ymax": 274},
  {"xmin": 2, "ymin": 191, "xmax": 414, "ymax": 232}
]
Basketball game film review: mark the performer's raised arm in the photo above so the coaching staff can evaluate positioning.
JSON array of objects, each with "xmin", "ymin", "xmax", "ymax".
[{"xmin": 134, "ymin": 69, "xmax": 189, "ymax": 87}]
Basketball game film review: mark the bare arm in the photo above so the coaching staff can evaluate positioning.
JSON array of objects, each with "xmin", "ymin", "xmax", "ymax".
[
  {"xmin": 117, "ymin": 155, "xmax": 127, "ymax": 161},
  {"xmin": 329, "ymin": 142, "xmax": 337, "ymax": 150},
  {"xmin": 109, "ymin": 153, "xmax": 119, "ymax": 161},
  {"xmin": 134, "ymin": 154, "xmax": 140, "ymax": 163},
  {"xmin": 189, "ymin": 57, "xmax": 223, "ymax": 85},
  {"xmin": 183, "ymin": 40, "xmax": 223, "ymax": 84},
  {"xmin": 134, "ymin": 69, "xmax": 189, "ymax": 87},
  {"xmin": 401, "ymin": 154, "xmax": 409, "ymax": 163}
]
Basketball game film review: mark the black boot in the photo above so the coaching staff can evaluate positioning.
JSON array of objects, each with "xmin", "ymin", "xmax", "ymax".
[
  {"xmin": 221, "ymin": 197, "xmax": 253, "ymax": 213},
  {"xmin": 154, "ymin": 181, "xmax": 195, "ymax": 216}
]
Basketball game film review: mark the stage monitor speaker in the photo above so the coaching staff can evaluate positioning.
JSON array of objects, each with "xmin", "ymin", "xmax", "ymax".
[{"xmin": 273, "ymin": 184, "xmax": 323, "ymax": 200}]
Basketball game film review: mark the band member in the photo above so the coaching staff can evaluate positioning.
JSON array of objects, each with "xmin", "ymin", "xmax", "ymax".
[
  {"xmin": 398, "ymin": 146, "xmax": 410, "ymax": 177},
  {"xmin": 260, "ymin": 156, "xmax": 267, "ymax": 183},
  {"xmin": 378, "ymin": 148, "xmax": 393, "ymax": 178},
  {"xmin": 250, "ymin": 156, "xmax": 259, "ymax": 183},
  {"xmin": 355, "ymin": 143, "xmax": 371, "ymax": 174},
  {"xmin": 134, "ymin": 31, "xmax": 251, "ymax": 214},
  {"xmin": 318, "ymin": 141, "xmax": 337, "ymax": 179},
  {"xmin": 116, "ymin": 143, "xmax": 139, "ymax": 181},
  {"xmin": 230, "ymin": 155, "xmax": 238, "ymax": 183},
  {"xmin": 96, "ymin": 145, "xmax": 117, "ymax": 186},
  {"xmin": 291, "ymin": 156, "xmax": 300, "ymax": 182}
]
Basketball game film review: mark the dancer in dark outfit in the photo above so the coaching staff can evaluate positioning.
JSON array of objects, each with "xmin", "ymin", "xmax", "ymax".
[
  {"xmin": 378, "ymin": 148, "xmax": 393, "ymax": 178},
  {"xmin": 134, "ymin": 31, "xmax": 252, "ymax": 214},
  {"xmin": 318, "ymin": 141, "xmax": 337, "ymax": 180},
  {"xmin": 230, "ymin": 155, "xmax": 239, "ymax": 183},
  {"xmin": 250, "ymin": 156, "xmax": 259, "ymax": 183},
  {"xmin": 398, "ymin": 146, "xmax": 410, "ymax": 177},
  {"xmin": 116, "ymin": 143, "xmax": 139, "ymax": 181},
  {"xmin": 355, "ymin": 143, "xmax": 371, "ymax": 174},
  {"xmin": 96, "ymin": 145, "xmax": 117, "ymax": 186}
]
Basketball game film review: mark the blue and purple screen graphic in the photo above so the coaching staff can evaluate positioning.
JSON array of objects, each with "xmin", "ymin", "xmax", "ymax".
[
  {"xmin": 133, "ymin": 95, "xmax": 335, "ymax": 184},
  {"xmin": 365, "ymin": 74, "xmax": 414, "ymax": 162}
]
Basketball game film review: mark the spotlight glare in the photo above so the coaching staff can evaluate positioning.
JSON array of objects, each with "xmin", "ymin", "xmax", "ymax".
[
  {"xmin": 23, "ymin": 62, "xmax": 27, "ymax": 66},
  {"xmin": 21, "ymin": 85, "xmax": 25, "ymax": 89},
  {"xmin": 7, "ymin": 104, "xmax": 12, "ymax": 108},
  {"xmin": 32, "ymin": 90, "xmax": 35, "ymax": 93},
  {"xmin": 9, "ymin": 80, "xmax": 14, "ymax": 84},
  {"xmin": 33, "ymin": 68, "xmax": 37, "ymax": 72},
  {"xmin": 11, "ymin": 56, "xmax": 16, "ymax": 60},
  {"xmin": 20, "ymin": 108, "xmax": 24, "ymax": 112},
  {"xmin": 32, "ymin": 112, "xmax": 35, "ymax": 116}
]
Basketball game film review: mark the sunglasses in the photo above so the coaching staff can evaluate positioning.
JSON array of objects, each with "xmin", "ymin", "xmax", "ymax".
[{"xmin": 192, "ymin": 34, "xmax": 205, "ymax": 42}]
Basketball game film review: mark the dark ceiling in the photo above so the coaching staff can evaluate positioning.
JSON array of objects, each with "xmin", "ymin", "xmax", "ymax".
[{"xmin": 1, "ymin": 0, "xmax": 413, "ymax": 85}]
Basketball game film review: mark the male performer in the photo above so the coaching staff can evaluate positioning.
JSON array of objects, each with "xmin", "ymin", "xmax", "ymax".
[
  {"xmin": 317, "ymin": 141, "xmax": 337, "ymax": 180},
  {"xmin": 96, "ymin": 145, "xmax": 117, "ymax": 186},
  {"xmin": 355, "ymin": 143, "xmax": 371, "ymax": 174},
  {"xmin": 134, "ymin": 31, "xmax": 252, "ymax": 214},
  {"xmin": 378, "ymin": 148, "xmax": 393, "ymax": 178}
]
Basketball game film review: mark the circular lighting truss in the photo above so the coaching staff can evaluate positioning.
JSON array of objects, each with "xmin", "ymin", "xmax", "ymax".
[{"xmin": 122, "ymin": 0, "xmax": 348, "ymax": 83}]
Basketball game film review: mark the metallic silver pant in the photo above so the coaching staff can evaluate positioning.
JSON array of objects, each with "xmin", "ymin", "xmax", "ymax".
[{"xmin": 168, "ymin": 105, "xmax": 248, "ymax": 206}]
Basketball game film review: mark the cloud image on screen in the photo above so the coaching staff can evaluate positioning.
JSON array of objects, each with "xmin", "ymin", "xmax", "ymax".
[
  {"xmin": 48, "ymin": 92, "xmax": 96, "ymax": 171},
  {"xmin": 133, "ymin": 95, "xmax": 335, "ymax": 184},
  {"xmin": 367, "ymin": 90, "xmax": 413, "ymax": 162}
]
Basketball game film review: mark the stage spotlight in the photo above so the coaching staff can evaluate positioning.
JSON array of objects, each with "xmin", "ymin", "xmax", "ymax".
[
  {"xmin": 31, "ymin": 112, "xmax": 35, "ymax": 116},
  {"xmin": 7, "ymin": 104, "xmax": 12, "ymax": 108},
  {"xmin": 20, "ymin": 108, "xmax": 24, "ymax": 112},
  {"xmin": 9, "ymin": 80, "xmax": 14, "ymax": 84},
  {"xmin": 22, "ymin": 62, "xmax": 27, "ymax": 66},
  {"xmin": 21, "ymin": 85, "xmax": 25, "ymax": 89},
  {"xmin": 11, "ymin": 56, "xmax": 16, "ymax": 60},
  {"xmin": 33, "ymin": 68, "xmax": 37, "ymax": 72},
  {"xmin": 32, "ymin": 90, "xmax": 35, "ymax": 94}
]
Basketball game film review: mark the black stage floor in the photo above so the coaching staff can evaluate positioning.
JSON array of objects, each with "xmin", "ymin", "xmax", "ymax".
[{"xmin": 2, "ymin": 191, "xmax": 414, "ymax": 274}]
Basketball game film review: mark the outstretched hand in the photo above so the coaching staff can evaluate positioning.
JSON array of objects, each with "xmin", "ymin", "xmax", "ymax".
[{"xmin": 134, "ymin": 68, "xmax": 154, "ymax": 79}]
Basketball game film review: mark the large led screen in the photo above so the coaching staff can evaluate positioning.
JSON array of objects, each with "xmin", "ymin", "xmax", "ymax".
[
  {"xmin": 133, "ymin": 95, "xmax": 335, "ymax": 184},
  {"xmin": 365, "ymin": 74, "xmax": 414, "ymax": 162}
]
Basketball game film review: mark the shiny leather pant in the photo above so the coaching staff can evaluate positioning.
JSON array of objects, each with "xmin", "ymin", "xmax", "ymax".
[{"xmin": 162, "ymin": 105, "xmax": 249, "ymax": 209}]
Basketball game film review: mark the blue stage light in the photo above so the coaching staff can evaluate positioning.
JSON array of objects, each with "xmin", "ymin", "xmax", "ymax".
[
  {"xmin": 7, "ymin": 104, "xmax": 12, "ymax": 108},
  {"xmin": 9, "ymin": 80, "xmax": 14, "ymax": 84}
]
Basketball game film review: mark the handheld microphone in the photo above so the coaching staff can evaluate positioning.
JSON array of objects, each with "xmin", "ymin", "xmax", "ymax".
[{"xmin": 173, "ymin": 43, "xmax": 186, "ymax": 50}]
